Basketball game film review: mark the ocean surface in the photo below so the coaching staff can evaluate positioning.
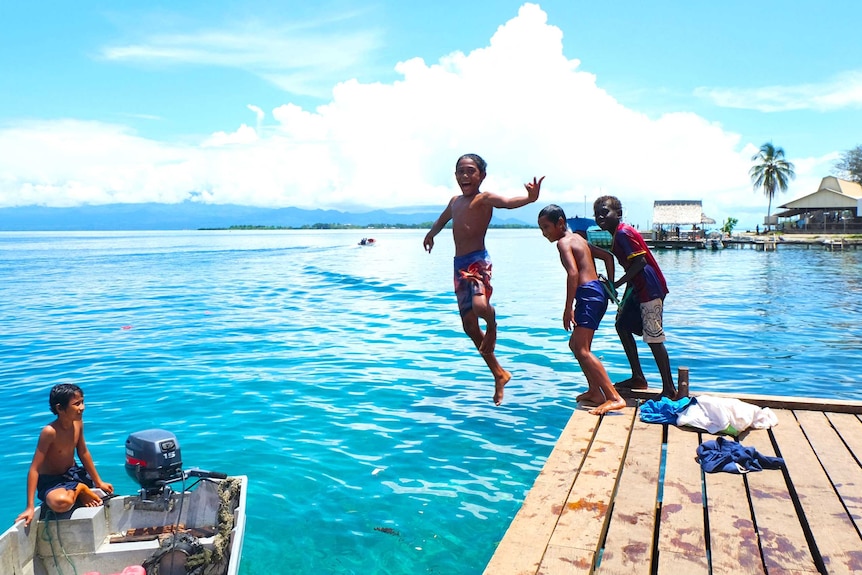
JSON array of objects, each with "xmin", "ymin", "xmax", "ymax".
[{"xmin": 1, "ymin": 229, "xmax": 860, "ymax": 574}]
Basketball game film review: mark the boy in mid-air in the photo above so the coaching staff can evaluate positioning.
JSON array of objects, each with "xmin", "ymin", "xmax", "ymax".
[
  {"xmin": 594, "ymin": 195, "xmax": 677, "ymax": 399},
  {"xmin": 424, "ymin": 153, "xmax": 543, "ymax": 405},
  {"xmin": 16, "ymin": 383, "xmax": 113, "ymax": 527},
  {"xmin": 538, "ymin": 204, "xmax": 625, "ymax": 415}
]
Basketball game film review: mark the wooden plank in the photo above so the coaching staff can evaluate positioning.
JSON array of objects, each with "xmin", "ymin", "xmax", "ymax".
[
  {"xmin": 704, "ymin": 462, "xmax": 764, "ymax": 574},
  {"xmin": 539, "ymin": 408, "xmax": 637, "ymax": 575},
  {"xmin": 771, "ymin": 410, "xmax": 862, "ymax": 575},
  {"xmin": 482, "ymin": 406, "xmax": 600, "ymax": 575},
  {"xmin": 656, "ymin": 426, "xmax": 708, "ymax": 575},
  {"xmin": 826, "ymin": 411, "xmax": 862, "ymax": 465},
  {"xmin": 744, "ymin": 428, "xmax": 818, "ymax": 573},
  {"xmin": 794, "ymin": 410, "xmax": 862, "ymax": 537},
  {"xmin": 596, "ymin": 418, "xmax": 662, "ymax": 574}
]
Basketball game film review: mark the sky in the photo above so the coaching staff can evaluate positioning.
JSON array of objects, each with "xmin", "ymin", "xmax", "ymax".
[{"xmin": 1, "ymin": 1, "xmax": 861, "ymax": 230}]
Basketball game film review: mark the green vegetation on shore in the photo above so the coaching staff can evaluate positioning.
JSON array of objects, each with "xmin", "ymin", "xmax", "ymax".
[{"xmin": 200, "ymin": 222, "xmax": 535, "ymax": 231}]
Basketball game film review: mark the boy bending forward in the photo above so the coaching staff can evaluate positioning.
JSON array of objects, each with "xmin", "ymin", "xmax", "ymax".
[
  {"xmin": 538, "ymin": 204, "xmax": 625, "ymax": 415},
  {"xmin": 16, "ymin": 383, "xmax": 113, "ymax": 527}
]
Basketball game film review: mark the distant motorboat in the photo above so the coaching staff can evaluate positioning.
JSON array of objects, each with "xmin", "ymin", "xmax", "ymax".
[{"xmin": 358, "ymin": 237, "xmax": 377, "ymax": 246}]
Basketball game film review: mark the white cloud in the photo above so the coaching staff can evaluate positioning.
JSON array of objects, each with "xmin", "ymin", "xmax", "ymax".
[
  {"xmin": 100, "ymin": 13, "xmax": 382, "ymax": 98},
  {"xmin": 695, "ymin": 70, "xmax": 862, "ymax": 112},
  {"xmin": 0, "ymin": 3, "xmax": 840, "ymax": 228}
]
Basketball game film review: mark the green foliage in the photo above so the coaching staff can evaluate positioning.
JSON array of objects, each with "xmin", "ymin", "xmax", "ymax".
[
  {"xmin": 721, "ymin": 217, "xmax": 738, "ymax": 235},
  {"xmin": 834, "ymin": 144, "xmax": 862, "ymax": 184},
  {"xmin": 750, "ymin": 142, "xmax": 796, "ymax": 231},
  {"xmin": 204, "ymin": 222, "xmax": 535, "ymax": 231}
]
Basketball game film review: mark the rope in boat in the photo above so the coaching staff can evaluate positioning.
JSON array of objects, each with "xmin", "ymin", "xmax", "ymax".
[{"xmin": 143, "ymin": 477, "xmax": 241, "ymax": 575}]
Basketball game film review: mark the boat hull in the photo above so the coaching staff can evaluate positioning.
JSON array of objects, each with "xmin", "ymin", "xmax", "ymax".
[{"xmin": 1, "ymin": 475, "xmax": 247, "ymax": 575}]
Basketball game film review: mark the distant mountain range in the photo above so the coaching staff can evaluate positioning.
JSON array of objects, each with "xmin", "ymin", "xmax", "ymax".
[{"xmin": 0, "ymin": 203, "xmax": 533, "ymax": 231}]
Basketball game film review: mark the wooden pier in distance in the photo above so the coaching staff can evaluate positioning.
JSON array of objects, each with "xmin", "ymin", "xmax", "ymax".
[{"xmin": 483, "ymin": 392, "xmax": 862, "ymax": 574}]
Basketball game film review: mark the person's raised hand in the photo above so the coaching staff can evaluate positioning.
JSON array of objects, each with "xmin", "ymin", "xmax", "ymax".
[{"xmin": 524, "ymin": 176, "xmax": 544, "ymax": 202}]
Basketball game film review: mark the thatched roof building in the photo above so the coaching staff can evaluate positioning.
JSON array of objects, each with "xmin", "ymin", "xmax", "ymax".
[{"xmin": 652, "ymin": 200, "xmax": 716, "ymax": 227}]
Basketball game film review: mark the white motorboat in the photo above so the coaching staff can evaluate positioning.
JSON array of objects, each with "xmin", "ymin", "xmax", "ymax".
[{"xmin": 0, "ymin": 429, "xmax": 247, "ymax": 575}]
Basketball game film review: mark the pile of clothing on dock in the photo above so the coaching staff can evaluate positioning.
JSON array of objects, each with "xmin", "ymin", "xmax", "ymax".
[
  {"xmin": 639, "ymin": 394, "xmax": 777, "ymax": 436},
  {"xmin": 640, "ymin": 395, "xmax": 784, "ymax": 474}
]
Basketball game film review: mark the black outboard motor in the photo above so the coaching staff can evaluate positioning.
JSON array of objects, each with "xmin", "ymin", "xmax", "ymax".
[{"xmin": 125, "ymin": 429, "xmax": 183, "ymax": 496}]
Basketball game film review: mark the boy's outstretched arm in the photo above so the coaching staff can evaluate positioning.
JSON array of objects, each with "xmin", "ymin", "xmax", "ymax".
[
  {"xmin": 16, "ymin": 427, "xmax": 51, "ymax": 526},
  {"xmin": 589, "ymin": 244, "xmax": 615, "ymax": 285},
  {"xmin": 77, "ymin": 432, "xmax": 113, "ymax": 495},
  {"xmin": 423, "ymin": 200, "xmax": 454, "ymax": 253},
  {"xmin": 484, "ymin": 176, "xmax": 544, "ymax": 209},
  {"xmin": 558, "ymin": 241, "xmax": 580, "ymax": 331}
]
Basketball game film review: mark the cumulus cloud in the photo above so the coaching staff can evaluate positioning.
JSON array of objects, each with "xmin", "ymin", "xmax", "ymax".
[{"xmin": 0, "ymin": 3, "xmax": 837, "ymax": 227}]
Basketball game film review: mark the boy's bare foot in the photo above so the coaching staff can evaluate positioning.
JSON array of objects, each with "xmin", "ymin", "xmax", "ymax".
[
  {"xmin": 77, "ymin": 484, "xmax": 103, "ymax": 507},
  {"xmin": 493, "ymin": 370, "xmax": 511, "ymax": 405},
  {"xmin": 479, "ymin": 322, "xmax": 497, "ymax": 355},
  {"xmin": 577, "ymin": 391, "xmax": 606, "ymax": 406},
  {"xmin": 614, "ymin": 377, "xmax": 648, "ymax": 390},
  {"xmin": 589, "ymin": 397, "xmax": 627, "ymax": 415},
  {"xmin": 662, "ymin": 387, "xmax": 678, "ymax": 399}
]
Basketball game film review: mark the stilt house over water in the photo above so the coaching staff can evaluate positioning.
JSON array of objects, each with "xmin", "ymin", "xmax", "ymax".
[{"xmin": 651, "ymin": 200, "xmax": 716, "ymax": 240}]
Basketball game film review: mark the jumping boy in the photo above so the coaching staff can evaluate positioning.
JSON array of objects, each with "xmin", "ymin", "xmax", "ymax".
[
  {"xmin": 594, "ymin": 195, "xmax": 677, "ymax": 398},
  {"xmin": 424, "ymin": 153, "xmax": 542, "ymax": 405},
  {"xmin": 538, "ymin": 204, "xmax": 626, "ymax": 415},
  {"xmin": 16, "ymin": 383, "xmax": 113, "ymax": 527}
]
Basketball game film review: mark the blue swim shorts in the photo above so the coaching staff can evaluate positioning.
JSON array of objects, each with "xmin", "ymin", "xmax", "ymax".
[
  {"xmin": 36, "ymin": 465, "xmax": 93, "ymax": 502},
  {"xmin": 453, "ymin": 250, "xmax": 493, "ymax": 316},
  {"xmin": 575, "ymin": 279, "xmax": 609, "ymax": 331}
]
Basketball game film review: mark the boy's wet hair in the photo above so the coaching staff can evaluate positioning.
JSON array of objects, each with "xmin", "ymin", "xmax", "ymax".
[
  {"xmin": 594, "ymin": 195, "xmax": 623, "ymax": 215},
  {"xmin": 456, "ymin": 153, "xmax": 487, "ymax": 174},
  {"xmin": 50, "ymin": 383, "xmax": 83, "ymax": 415},
  {"xmin": 538, "ymin": 204, "xmax": 567, "ymax": 224}
]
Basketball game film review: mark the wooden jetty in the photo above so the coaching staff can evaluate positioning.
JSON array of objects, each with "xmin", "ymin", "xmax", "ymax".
[{"xmin": 483, "ymin": 392, "xmax": 862, "ymax": 574}]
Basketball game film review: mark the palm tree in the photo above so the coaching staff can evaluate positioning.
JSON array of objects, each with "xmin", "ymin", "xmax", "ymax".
[{"xmin": 750, "ymin": 142, "xmax": 796, "ymax": 232}]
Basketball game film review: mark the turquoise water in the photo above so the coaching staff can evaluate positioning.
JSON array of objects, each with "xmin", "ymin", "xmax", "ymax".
[{"xmin": 1, "ymin": 229, "xmax": 860, "ymax": 574}]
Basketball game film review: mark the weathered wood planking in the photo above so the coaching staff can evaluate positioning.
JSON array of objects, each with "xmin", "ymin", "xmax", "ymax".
[
  {"xmin": 595, "ymin": 418, "xmax": 662, "ymax": 574},
  {"xmin": 539, "ymin": 408, "xmax": 637, "ymax": 575},
  {"xmin": 794, "ymin": 410, "xmax": 862, "ymax": 536},
  {"xmin": 484, "ymin": 395, "xmax": 862, "ymax": 575},
  {"xmin": 703, "ymin": 455, "xmax": 764, "ymax": 574},
  {"xmin": 771, "ymin": 409, "xmax": 862, "ymax": 574},
  {"xmin": 826, "ymin": 411, "xmax": 862, "ymax": 457},
  {"xmin": 656, "ymin": 425, "xmax": 708, "ymax": 575},
  {"xmin": 481, "ymin": 405, "xmax": 600, "ymax": 575},
  {"xmin": 744, "ymin": 428, "xmax": 819, "ymax": 573}
]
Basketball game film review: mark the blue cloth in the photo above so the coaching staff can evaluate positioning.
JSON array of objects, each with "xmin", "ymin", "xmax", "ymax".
[
  {"xmin": 639, "ymin": 396, "xmax": 693, "ymax": 424},
  {"xmin": 696, "ymin": 436, "xmax": 784, "ymax": 474},
  {"xmin": 36, "ymin": 465, "xmax": 93, "ymax": 502}
]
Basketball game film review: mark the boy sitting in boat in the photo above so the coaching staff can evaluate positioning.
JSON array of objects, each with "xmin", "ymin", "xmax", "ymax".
[
  {"xmin": 538, "ymin": 204, "xmax": 626, "ymax": 415},
  {"xmin": 15, "ymin": 383, "xmax": 113, "ymax": 526}
]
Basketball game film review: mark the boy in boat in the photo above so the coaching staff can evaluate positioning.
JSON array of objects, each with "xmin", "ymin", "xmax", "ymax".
[
  {"xmin": 593, "ymin": 195, "xmax": 677, "ymax": 399},
  {"xmin": 423, "ymin": 153, "xmax": 543, "ymax": 405},
  {"xmin": 538, "ymin": 204, "xmax": 626, "ymax": 415},
  {"xmin": 15, "ymin": 383, "xmax": 113, "ymax": 527}
]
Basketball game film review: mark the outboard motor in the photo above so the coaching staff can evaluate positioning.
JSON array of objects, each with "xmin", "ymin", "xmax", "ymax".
[{"xmin": 125, "ymin": 429, "xmax": 183, "ymax": 497}]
